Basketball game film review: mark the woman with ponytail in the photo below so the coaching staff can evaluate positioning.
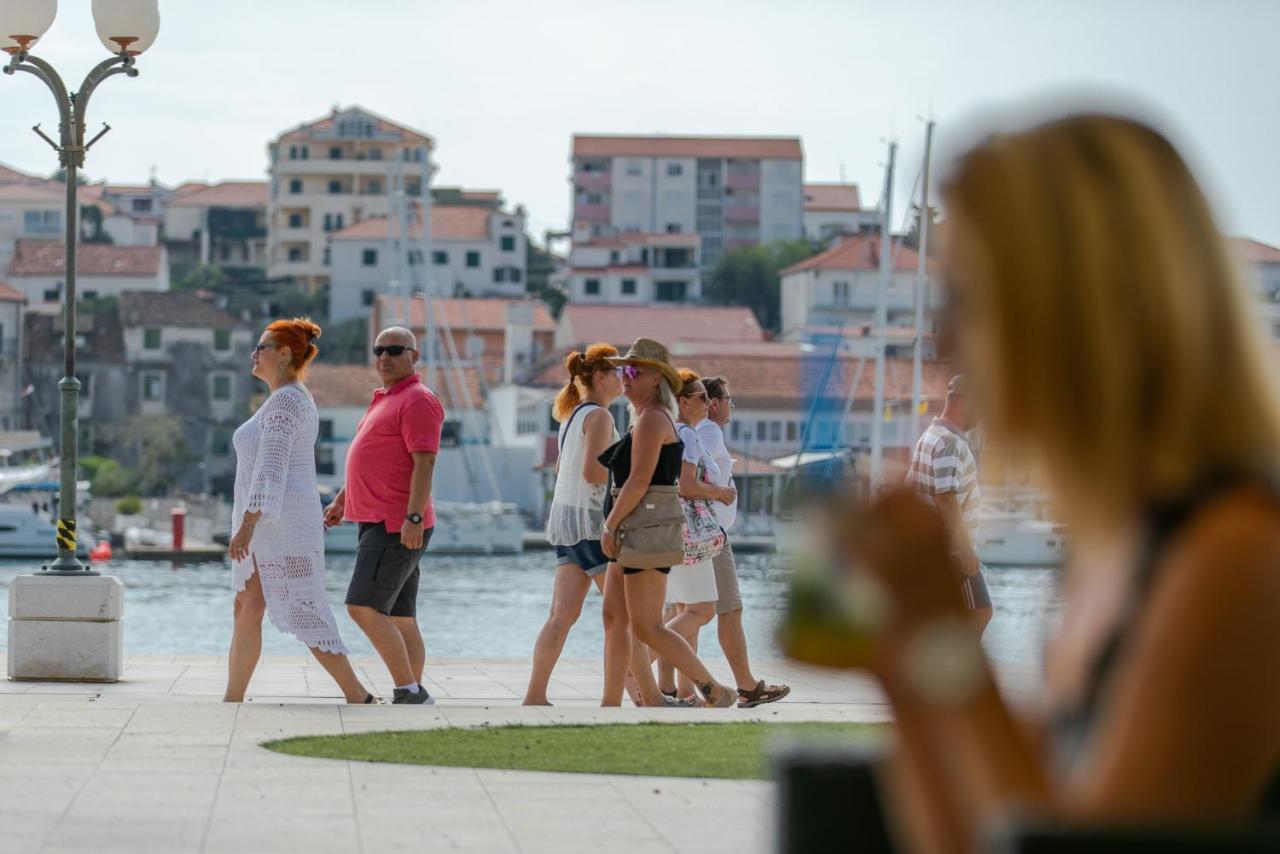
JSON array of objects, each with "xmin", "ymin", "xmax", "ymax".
[
  {"xmin": 225, "ymin": 318, "xmax": 374, "ymax": 704},
  {"xmin": 523, "ymin": 343, "xmax": 623, "ymax": 705}
]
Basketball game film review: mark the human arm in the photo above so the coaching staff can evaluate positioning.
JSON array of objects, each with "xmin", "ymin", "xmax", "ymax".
[
  {"xmin": 399, "ymin": 451, "xmax": 437, "ymax": 550},
  {"xmin": 601, "ymin": 410, "xmax": 668, "ymax": 557},
  {"xmin": 323, "ymin": 486, "xmax": 346, "ymax": 528},
  {"xmin": 934, "ymin": 492, "xmax": 979, "ymax": 576},
  {"xmin": 230, "ymin": 394, "xmax": 301, "ymax": 559},
  {"xmin": 580, "ymin": 408, "xmax": 614, "ymax": 486},
  {"xmin": 676, "ymin": 424, "xmax": 734, "ymax": 503}
]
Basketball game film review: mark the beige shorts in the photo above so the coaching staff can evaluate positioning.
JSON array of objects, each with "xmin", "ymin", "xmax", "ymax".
[{"xmin": 712, "ymin": 542, "xmax": 744, "ymax": 615}]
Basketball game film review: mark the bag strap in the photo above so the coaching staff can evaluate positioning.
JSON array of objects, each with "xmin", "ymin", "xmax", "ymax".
[{"xmin": 559, "ymin": 402, "xmax": 598, "ymax": 454}]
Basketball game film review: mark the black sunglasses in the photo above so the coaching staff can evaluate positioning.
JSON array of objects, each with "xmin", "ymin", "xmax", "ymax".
[{"xmin": 372, "ymin": 345, "xmax": 417, "ymax": 357}]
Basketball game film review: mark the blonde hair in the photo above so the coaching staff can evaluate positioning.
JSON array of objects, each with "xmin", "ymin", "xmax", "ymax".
[
  {"xmin": 943, "ymin": 114, "xmax": 1280, "ymax": 530},
  {"xmin": 552, "ymin": 342, "xmax": 618, "ymax": 422}
]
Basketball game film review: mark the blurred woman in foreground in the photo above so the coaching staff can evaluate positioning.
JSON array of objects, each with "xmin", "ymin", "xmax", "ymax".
[{"xmin": 838, "ymin": 114, "xmax": 1280, "ymax": 851}]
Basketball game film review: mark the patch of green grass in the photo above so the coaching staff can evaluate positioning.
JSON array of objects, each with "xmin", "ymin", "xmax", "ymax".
[{"xmin": 265, "ymin": 722, "xmax": 882, "ymax": 780}]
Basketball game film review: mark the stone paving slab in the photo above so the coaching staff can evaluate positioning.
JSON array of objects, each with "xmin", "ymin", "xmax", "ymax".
[{"xmin": 0, "ymin": 653, "xmax": 1040, "ymax": 853}]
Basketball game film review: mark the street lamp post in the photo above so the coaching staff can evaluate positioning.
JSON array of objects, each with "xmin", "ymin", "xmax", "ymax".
[{"xmin": 2, "ymin": 0, "xmax": 161, "ymax": 574}]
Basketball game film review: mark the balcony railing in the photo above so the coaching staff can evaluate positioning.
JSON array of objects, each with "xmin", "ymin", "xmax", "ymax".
[
  {"xmin": 574, "ymin": 203, "xmax": 610, "ymax": 221},
  {"xmin": 724, "ymin": 206, "xmax": 760, "ymax": 223},
  {"xmin": 726, "ymin": 172, "xmax": 760, "ymax": 190},
  {"xmin": 575, "ymin": 171, "xmax": 612, "ymax": 190}
]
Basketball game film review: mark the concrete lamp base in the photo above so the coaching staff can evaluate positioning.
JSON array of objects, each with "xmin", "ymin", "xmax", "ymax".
[{"xmin": 7, "ymin": 573, "xmax": 124, "ymax": 682}]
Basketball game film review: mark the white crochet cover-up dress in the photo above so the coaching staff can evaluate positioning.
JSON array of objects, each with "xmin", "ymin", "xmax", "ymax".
[{"xmin": 231, "ymin": 383, "xmax": 347, "ymax": 654}]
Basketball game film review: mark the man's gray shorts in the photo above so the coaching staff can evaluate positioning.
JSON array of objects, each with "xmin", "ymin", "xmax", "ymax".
[
  {"xmin": 345, "ymin": 522, "xmax": 432, "ymax": 617},
  {"xmin": 712, "ymin": 541, "xmax": 743, "ymax": 615}
]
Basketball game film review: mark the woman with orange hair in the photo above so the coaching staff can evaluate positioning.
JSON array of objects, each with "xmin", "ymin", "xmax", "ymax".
[
  {"xmin": 523, "ymin": 343, "xmax": 623, "ymax": 705},
  {"xmin": 225, "ymin": 318, "xmax": 373, "ymax": 704}
]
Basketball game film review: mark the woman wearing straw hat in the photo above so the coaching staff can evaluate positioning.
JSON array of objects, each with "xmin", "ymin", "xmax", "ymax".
[{"xmin": 597, "ymin": 338, "xmax": 738, "ymax": 708}]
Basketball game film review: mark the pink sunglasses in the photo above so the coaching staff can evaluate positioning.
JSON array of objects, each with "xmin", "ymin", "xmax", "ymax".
[{"xmin": 617, "ymin": 365, "xmax": 643, "ymax": 380}]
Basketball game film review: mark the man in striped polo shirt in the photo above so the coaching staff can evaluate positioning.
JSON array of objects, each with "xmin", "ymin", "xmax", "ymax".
[{"xmin": 905, "ymin": 375, "xmax": 994, "ymax": 633}]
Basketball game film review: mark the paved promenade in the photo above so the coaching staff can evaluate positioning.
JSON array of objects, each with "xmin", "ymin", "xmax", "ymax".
[{"xmin": 0, "ymin": 654, "xmax": 1039, "ymax": 853}]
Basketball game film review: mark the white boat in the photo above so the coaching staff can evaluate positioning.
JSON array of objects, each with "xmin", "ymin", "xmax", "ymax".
[
  {"xmin": 324, "ymin": 501, "xmax": 525, "ymax": 555},
  {"xmin": 975, "ymin": 514, "xmax": 1066, "ymax": 567},
  {"xmin": 0, "ymin": 503, "xmax": 89, "ymax": 558}
]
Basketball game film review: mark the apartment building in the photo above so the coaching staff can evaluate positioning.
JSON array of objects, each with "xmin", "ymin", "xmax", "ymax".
[
  {"xmin": 1232, "ymin": 236, "xmax": 1280, "ymax": 341},
  {"xmin": 0, "ymin": 183, "xmax": 64, "ymax": 273},
  {"xmin": 569, "ymin": 135, "xmax": 804, "ymax": 279},
  {"xmin": 165, "ymin": 181, "xmax": 269, "ymax": 272},
  {"xmin": 328, "ymin": 201, "xmax": 527, "ymax": 324},
  {"xmin": 267, "ymin": 106, "xmax": 434, "ymax": 290},
  {"xmin": 6, "ymin": 240, "xmax": 169, "ymax": 304},
  {"xmin": 563, "ymin": 230, "xmax": 701, "ymax": 305},
  {"xmin": 803, "ymin": 182, "xmax": 877, "ymax": 243},
  {"xmin": 554, "ymin": 303, "xmax": 764, "ymax": 349}
]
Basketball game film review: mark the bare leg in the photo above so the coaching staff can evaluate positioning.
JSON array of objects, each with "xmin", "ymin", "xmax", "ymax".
[
  {"xmin": 309, "ymin": 648, "xmax": 370, "ymax": 703},
  {"xmin": 224, "ymin": 564, "xmax": 266, "ymax": 703},
  {"xmin": 347, "ymin": 604, "xmax": 414, "ymax": 686},
  {"xmin": 717, "ymin": 607, "xmax": 760, "ymax": 691},
  {"xmin": 391, "ymin": 616, "xmax": 426, "ymax": 684},
  {"xmin": 669, "ymin": 601, "xmax": 715, "ymax": 698},
  {"xmin": 624, "ymin": 570, "xmax": 733, "ymax": 704},
  {"xmin": 524, "ymin": 564, "xmax": 594, "ymax": 705},
  {"xmin": 601, "ymin": 563, "xmax": 632, "ymax": 706},
  {"xmin": 657, "ymin": 603, "xmax": 679, "ymax": 694},
  {"xmin": 630, "ymin": 634, "xmax": 666, "ymax": 706}
]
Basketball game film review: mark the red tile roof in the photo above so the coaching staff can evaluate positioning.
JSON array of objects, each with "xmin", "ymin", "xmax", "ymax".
[
  {"xmin": 557, "ymin": 304, "xmax": 765, "ymax": 346},
  {"xmin": 330, "ymin": 205, "xmax": 492, "ymax": 242},
  {"xmin": 171, "ymin": 181, "xmax": 212, "ymax": 198},
  {"xmin": 1231, "ymin": 236, "xmax": 1280, "ymax": 265},
  {"xmin": 167, "ymin": 181, "xmax": 268, "ymax": 209},
  {"xmin": 8, "ymin": 241, "xmax": 163, "ymax": 278},
  {"xmin": 0, "ymin": 163, "xmax": 46, "ymax": 186},
  {"xmin": 529, "ymin": 347, "xmax": 951, "ymax": 410},
  {"xmin": 804, "ymin": 183, "xmax": 862, "ymax": 212},
  {"xmin": 573, "ymin": 135, "xmax": 803, "ymax": 160},
  {"xmin": 118, "ymin": 292, "xmax": 239, "ymax": 328},
  {"xmin": 103, "ymin": 184, "xmax": 154, "ymax": 195},
  {"xmin": 0, "ymin": 183, "xmax": 63, "ymax": 202},
  {"xmin": 780, "ymin": 233, "xmax": 923, "ymax": 275},
  {"xmin": 0, "ymin": 282, "xmax": 26, "ymax": 303},
  {"xmin": 276, "ymin": 106, "xmax": 433, "ymax": 145},
  {"xmin": 374, "ymin": 296, "xmax": 554, "ymax": 331},
  {"xmin": 306, "ymin": 363, "xmax": 484, "ymax": 411}
]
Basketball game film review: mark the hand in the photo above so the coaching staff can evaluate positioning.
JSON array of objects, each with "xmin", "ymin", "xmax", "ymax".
[
  {"xmin": 717, "ymin": 486, "xmax": 737, "ymax": 505},
  {"xmin": 400, "ymin": 518, "xmax": 424, "ymax": 550},
  {"xmin": 959, "ymin": 547, "xmax": 981, "ymax": 578},
  {"xmin": 228, "ymin": 523, "xmax": 254, "ymax": 562},
  {"xmin": 601, "ymin": 528, "xmax": 618, "ymax": 559},
  {"xmin": 323, "ymin": 500, "xmax": 345, "ymax": 529}
]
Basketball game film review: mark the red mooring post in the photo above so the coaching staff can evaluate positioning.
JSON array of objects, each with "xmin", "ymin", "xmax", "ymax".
[{"xmin": 171, "ymin": 507, "xmax": 186, "ymax": 553}]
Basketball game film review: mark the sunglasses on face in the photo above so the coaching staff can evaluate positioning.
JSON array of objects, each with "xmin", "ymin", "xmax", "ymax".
[
  {"xmin": 617, "ymin": 365, "xmax": 644, "ymax": 380},
  {"xmin": 680, "ymin": 391, "xmax": 708, "ymax": 402},
  {"xmin": 252, "ymin": 343, "xmax": 275, "ymax": 353},
  {"xmin": 372, "ymin": 345, "xmax": 417, "ymax": 357}
]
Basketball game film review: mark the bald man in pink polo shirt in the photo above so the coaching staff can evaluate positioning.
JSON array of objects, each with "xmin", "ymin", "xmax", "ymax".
[{"xmin": 323, "ymin": 326, "xmax": 444, "ymax": 705}]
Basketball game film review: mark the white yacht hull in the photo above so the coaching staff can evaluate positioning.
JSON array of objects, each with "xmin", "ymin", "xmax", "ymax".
[
  {"xmin": 324, "ymin": 502, "xmax": 525, "ymax": 555},
  {"xmin": 976, "ymin": 521, "xmax": 1065, "ymax": 567}
]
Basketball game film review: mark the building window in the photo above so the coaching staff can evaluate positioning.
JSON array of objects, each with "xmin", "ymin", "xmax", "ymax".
[
  {"xmin": 288, "ymin": 247, "xmax": 304, "ymax": 262},
  {"xmin": 369, "ymin": 148, "xmax": 384, "ymax": 161},
  {"xmin": 361, "ymin": 289, "xmax": 376, "ymax": 306},
  {"xmin": 132, "ymin": 198, "xmax": 153, "ymax": 213},
  {"xmin": 500, "ymin": 235, "xmax": 515, "ymax": 252},
  {"xmin": 834, "ymin": 281, "xmax": 850, "ymax": 305},
  {"xmin": 585, "ymin": 192, "xmax": 604, "ymax": 205},
  {"xmin": 621, "ymin": 278, "xmax": 637, "ymax": 295},
  {"xmin": 770, "ymin": 421, "xmax": 782, "ymax": 442},
  {"xmin": 289, "ymin": 179, "xmax": 302, "ymax": 194},
  {"xmin": 328, "ymin": 180, "xmax": 343, "ymax": 195},
  {"xmin": 584, "ymin": 279, "xmax": 601, "ymax": 296},
  {"xmin": 730, "ymin": 421, "xmax": 741, "ymax": 441},
  {"xmin": 510, "ymin": 268, "xmax": 522, "ymax": 284},
  {"xmin": 329, "ymin": 146, "xmax": 344, "ymax": 160},
  {"xmin": 408, "ymin": 250, "xmax": 422, "ymax": 266},
  {"xmin": 493, "ymin": 268, "xmax": 506, "ymax": 283},
  {"xmin": 655, "ymin": 281, "xmax": 687, "ymax": 302},
  {"xmin": 626, "ymin": 160, "xmax": 643, "ymax": 176},
  {"xmin": 143, "ymin": 328, "xmax": 161, "ymax": 350},
  {"xmin": 786, "ymin": 421, "xmax": 798, "ymax": 442},
  {"xmin": 81, "ymin": 291, "xmax": 98, "ymax": 301},
  {"xmin": 433, "ymin": 250, "xmax": 448, "ymax": 265},
  {"xmin": 756, "ymin": 420, "xmax": 767, "ymax": 441},
  {"xmin": 366, "ymin": 179, "xmax": 382, "ymax": 195},
  {"xmin": 210, "ymin": 373, "xmax": 232, "ymax": 401},
  {"xmin": 667, "ymin": 163, "xmax": 684, "ymax": 176},
  {"xmin": 319, "ymin": 419, "xmax": 334, "ymax": 440},
  {"xmin": 43, "ymin": 289, "xmax": 59, "ymax": 301},
  {"xmin": 23, "ymin": 210, "xmax": 60, "ymax": 235},
  {"xmin": 666, "ymin": 223, "xmax": 681, "ymax": 234},
  {"xmin": 212, "ymin": 427, "xmax": 233, "ymax": 457},
  {"xmin": 362, "ymin": 248, "xmax": 378, "ymax": 266},
  {"xmin": 288, "ymin": 212, "xmax": 304, "ymax": 228},
  {"xmin": 288, "ymin": 145, "xmax": 298, "ymax": 159},
  {"xmin": 315, "ymin": 446, "xmax": 336, "ymax": 476},
  {"xmin": 76, "ymin": 372, "xmax": 91, "ymax": 398},
  {"xmin": 466, "ymin": 251, "xmax": 480, "ymax": 268},
  {"xmin": 141, "ymin": 372, "xmax": 165, "ymax": 401},
  {"xmin": 214, "ymin": 329, "xmax": 232, "ymax": 351}
]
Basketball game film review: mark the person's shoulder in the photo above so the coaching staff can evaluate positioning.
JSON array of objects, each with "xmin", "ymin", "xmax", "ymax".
[
  {"xmin": 583, "ymin": 405, "xmax": 612, "ymax": 428},
  {"xmin": 695, "ymin": 419, "xmax": 723, "ymax": 439},
  {"xmin": 410, "ymin": 383, "xmax": 445, "ymax": 412}
]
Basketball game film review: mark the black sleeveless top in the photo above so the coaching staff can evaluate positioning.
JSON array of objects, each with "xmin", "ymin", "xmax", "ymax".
[
  {"xmin": 597, "ymin": 416, "xmax": 683, "ymax": 519},
  {"xmin": 1049, "ymin": 471, "xmax": 1280, "ymax": 820}
]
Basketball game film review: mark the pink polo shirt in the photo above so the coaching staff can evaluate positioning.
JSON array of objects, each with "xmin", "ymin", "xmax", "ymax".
[{"xmin": 344, "ymin": 373, "xmax": 445, "ymax": 532}]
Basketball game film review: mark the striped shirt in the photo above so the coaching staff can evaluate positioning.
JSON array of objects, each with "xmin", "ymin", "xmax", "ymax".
[{"xmin": 906, "ymin": 418, "xmax": 981, "ymax": 536}]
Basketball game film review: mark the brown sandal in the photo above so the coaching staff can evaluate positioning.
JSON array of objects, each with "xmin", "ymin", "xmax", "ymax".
[{"xmin": 737, "ymin": 680, "xmax": 791, "ymax": 708}]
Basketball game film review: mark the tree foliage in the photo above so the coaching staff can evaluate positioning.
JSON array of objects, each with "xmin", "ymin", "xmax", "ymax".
[{"xmin": 705, "ymin": 239, "xmax": 818, "ymax": 333}]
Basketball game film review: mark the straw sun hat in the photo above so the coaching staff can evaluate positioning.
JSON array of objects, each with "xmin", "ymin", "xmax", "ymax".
[{"xmin": 607, "ymin": 338, "xmax": 684, "ymax": 395}]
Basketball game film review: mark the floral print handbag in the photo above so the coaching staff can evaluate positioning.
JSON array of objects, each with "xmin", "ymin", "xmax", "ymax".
[{"xmin": 682, "ymin": 461, "xmax": 726, "ymax": 565}]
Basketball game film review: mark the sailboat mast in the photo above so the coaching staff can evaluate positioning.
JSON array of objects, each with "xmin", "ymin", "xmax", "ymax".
[
  {"xmin": 869, "ymin": 141, "xmax": 897, "ymax": 489},
  {"xmin": 911, "ymin": 120, "xmax": 935, "ymax": 445},
  {"xmin": 421, "ymin": 150, "xmax": 437, "ymax": 391}
]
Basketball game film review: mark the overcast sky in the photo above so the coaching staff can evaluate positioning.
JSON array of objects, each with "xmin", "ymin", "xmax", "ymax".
[{"xmin": 3, "ymin": 0, "xmax": 1277, "ymax": 243}]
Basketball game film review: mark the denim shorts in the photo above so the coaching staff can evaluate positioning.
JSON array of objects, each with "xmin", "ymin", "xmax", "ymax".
[{"xmin": 554, "ymin": 539, "xmax": 609, "ymax": 576}]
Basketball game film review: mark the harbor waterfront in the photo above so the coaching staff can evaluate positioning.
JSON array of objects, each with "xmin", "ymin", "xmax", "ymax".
[{"xmin": 0, "ymin": 553, "xmax": 1061, "ymax": 668}]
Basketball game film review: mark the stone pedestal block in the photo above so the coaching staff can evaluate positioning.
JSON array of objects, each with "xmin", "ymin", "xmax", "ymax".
[{"xmin": 7, "ymin": 574, "xmax": 124, "ymax": 682}]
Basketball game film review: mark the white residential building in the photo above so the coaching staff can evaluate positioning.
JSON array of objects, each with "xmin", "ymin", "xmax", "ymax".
[
  {"xmin": 569, "ymin": 135, "xmax": 805, "ymax": 279},
  {"xmin": 0, "ymin": 282, "xmax": 25, "ymax": 430},
  {"xmin": 803, "ymin": 182, "xmax": 878, "ymax": 243},
  {"xmin": 0, "ymin": 183, "xmax": 65, "ymax": 273},
  {"xmin": 554, "ymin": 303, "xmax": 764, "ymax": 349},
  {"xmin": 267, "ymin": 106, "xmax": 434, "ymax": 290},
  {"xmin": 6, "ymin": 240, "xmax": 169, "ymax": 304},
  {"xmin": 164, "ymin": 181, "xmax": 269, "ymax": 271},
  {"xmin": 779, "ymin": 233, "xmax": 941, "ymax": 357},
  {"xmin": 328, "ymin": 202, "xmax": 527, "ymax": 324},
  {"xmin": 564, "ymin": 231, "xmax": 701, "ymax": 305}
]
